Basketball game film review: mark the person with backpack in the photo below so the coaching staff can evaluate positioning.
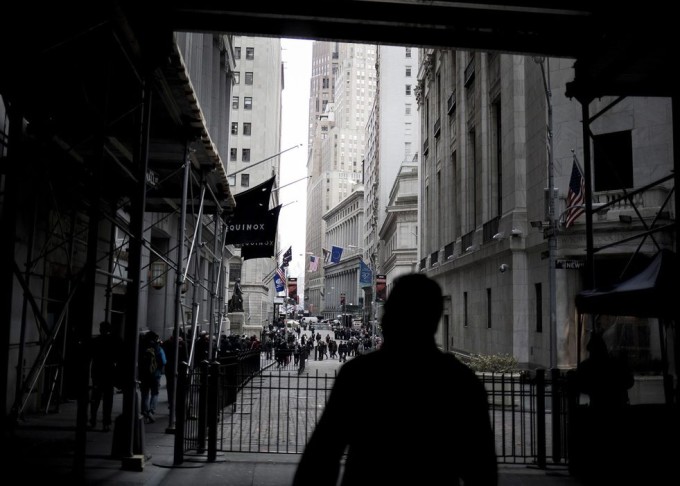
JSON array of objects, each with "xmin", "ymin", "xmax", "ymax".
[
  {"xmin": 89, "ymin": 321, "xmax": 122, "ymax": 432},
  {"xmin": 139, "ymin": 331, "xmax": 166, "ymax": 423}
]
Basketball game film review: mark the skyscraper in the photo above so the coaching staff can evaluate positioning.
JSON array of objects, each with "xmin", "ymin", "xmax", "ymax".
[{"xmin": 304, "ymin": 42, "xmax": 376, "ymax": 315}]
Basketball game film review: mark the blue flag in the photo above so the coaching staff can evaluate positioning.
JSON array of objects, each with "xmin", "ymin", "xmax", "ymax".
[
  {"xmin": 273, "ymin": 265, "xmax": 286, "ymax": 292},
  {"xmin": 330, "ymin": 245, "xmax": 343, "ymax": 264},
  {"xmin": 359, "ymin": 259, "xmax": 372, "ymax": 287}
]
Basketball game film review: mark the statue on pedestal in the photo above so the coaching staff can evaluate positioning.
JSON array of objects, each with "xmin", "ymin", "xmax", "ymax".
[{"xmin": 228, "ymin": 278, "xmax": 243, "ymax": 312}]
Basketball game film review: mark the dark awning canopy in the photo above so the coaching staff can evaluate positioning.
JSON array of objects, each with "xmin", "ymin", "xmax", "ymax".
[{"xmin": 575, "ymin": 250, "xmax": 677, "ymax": 319}]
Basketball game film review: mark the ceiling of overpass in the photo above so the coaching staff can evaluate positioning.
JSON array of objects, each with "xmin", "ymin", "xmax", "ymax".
[
  {"xmin": 160, "ymin": 0, "xmax": 677, "ymax": 99},
  {"xmin": 1, "ymin": 1, "xmax": 675, "ymax": 215}
]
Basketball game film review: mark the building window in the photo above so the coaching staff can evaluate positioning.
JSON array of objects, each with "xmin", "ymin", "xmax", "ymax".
[
  {"xmin": 233, "ymin": 72, "xmax": 240, "ymax": 84},
  {"xmin": 241, "ymin": 174, "xmax": 250, "ymax": 187},
  {"xmin": 535, "ymin": 283, "xmax": 543, "ymax": 333},
  {"xmin": 244, "ymin": 97, "xmax": 252, "ymax": 110},
  {"xmin": 231, "ymin": 122, "xmax": 238, "ymax": 135},
  {"xmin": 405, "ymin": 103, "xmax": 412, "ymax": 115},
  {"xmin": 242, "ymin": 148, "xmax": 250, "ymax": 162},
  {"xmin": 491, "ymin": 99, "xmax": 502, "ymax": 217},
  {"xmin": 234, "ymin": 47, "xmax": 241, "ymax": 60},
  {"xmin": 246, "ymin": 47, "xmax": 254, "ymax": 60},
  {"xmin": 594, "ymin": 130, "xmax": 633, "ymax": 191},
  {"xmin": 322, "ymin": 77, "xmax": 329, "ymax": 89},
  {"xmin": 405, "ymin": 47, "xmax": 412, "ymax": 58},
  {"xmin": 229, "ymin": 263, "xmax": 241, "ymax": 282},
  {"xmin": 463, "ymin": 292, "xmax": 469, "ymax": 327},
  {"xmin": 405, "ymin": 84, "xmax": 412, "ymax": 96},
  {"xmin": 230, "ymin": 148, "xmax": 237, "ymax": 161},
  {"xmin": 486, "ymin": 288, "xmax": 492, "ymax": 329},
  {"xmin": 243, "ymin": 122, "xmax": 251, "ymax": 136},
  {"xmin": 245, "ymin": 72, "xmax": 253, "ymax": 85},
  {"xmin": 232, "ymin": 96, "xmax": 239, "ymax": 109},
  {"xmin": 228, "ymin": 174, "xmax": 236, "ymax": 186},
  {"xmin": 405, "ymin": 66, "xmax": 412, "ymax": 77}
]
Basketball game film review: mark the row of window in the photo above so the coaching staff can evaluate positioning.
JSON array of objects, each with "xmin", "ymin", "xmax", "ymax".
[
  {"xmin": 232, "ymin": 96, "xmax": 253, "ymax": 110},
  {"xmin": 233, "ymin": 72, "xmax": 254, "ymax": 85},
  {"xmin": 462, "ymin": 286, "xmax": 544, "ymax": 332},
  {"xmin": 229, "ymin": 147, "xmax": 251, "ymax": 162},
  {"xmin": 227, "ymin": 173, "xmax": 250, "ymax": 188},
  {"xmin": 231, "ymin": 122, "xmax": 252, "ymax": 136},
  {"xmin": 234, "ymin": 47, "xmax": 255, "ymax": 60}
]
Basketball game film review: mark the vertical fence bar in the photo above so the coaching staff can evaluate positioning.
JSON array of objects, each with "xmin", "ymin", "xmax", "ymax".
[
  {"xmin": 536, "ymin": 369, "xmax": 546, "ymax": 468},
  {"xmin": 173, "ymin": 362, "xmax": 187, "ymax": 465},
  {"xmin": 207, "ymin": 361, "xmax": 219, "ymax": 461},
  {"xmin": 551, "ymin": 367, "xmax": 562, "ymax": 464}
]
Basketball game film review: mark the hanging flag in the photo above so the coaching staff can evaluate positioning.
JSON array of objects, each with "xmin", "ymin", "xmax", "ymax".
[
  {"xmin": 330, "ymin": 245, "xmax": 343, "ymax": 264},
  {"xmin": 309, "ymin": 255, "xmax": 319, "ymax": 272},
  {"xmin": 232, "ymin": 175, "xmax": 275, "ymax": 213},
  {"xmin": 359, "ymin": 259, "xmax": 372, "ymax": 287},
  {"xmin": 287, "ymin": 277, "xmax": 298, "ymax": 302},
  {"xmin": 225, "ymin": 176, "xmax": 277, "ymax": 245},
  {"xmin": 322, "ymin": 248, "xmax": 331, "ymax": 263},
  {"xmin": 565, "ymin": 156, "xmax": 586, "ymax": 228},
  {"xmin": 273, "ymin": 265, "xmax": 286, "ymax": 292},
  {"xmin": 375, "ymin": 274, "xmax": 387, "ymax": 302},
  {"xmin": 282, "ymin": 246, "xmax": 292, "ymax": 267},
  {"xmin": 240, "ymin": 205, "xmax": 281, "ymax": 259}
]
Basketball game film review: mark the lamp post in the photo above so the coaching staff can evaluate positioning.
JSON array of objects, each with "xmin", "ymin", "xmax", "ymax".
[{"xmin": 534, "ymin": 56, "xmax": 558, "ymax": 369}]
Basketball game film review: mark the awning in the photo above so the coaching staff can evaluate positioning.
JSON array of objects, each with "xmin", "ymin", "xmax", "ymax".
[{"xmin": 575, "ymin": 249, "xmax": 677, "ymax": 319}]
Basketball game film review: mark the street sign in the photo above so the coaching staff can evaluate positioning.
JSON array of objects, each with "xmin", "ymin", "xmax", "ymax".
[{"xmin": 555, "ymin": 259, "xmax": 585, "ymax": 269}]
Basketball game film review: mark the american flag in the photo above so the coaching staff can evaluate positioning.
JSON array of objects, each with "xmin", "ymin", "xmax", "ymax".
[
  {"xmin": 276, "ymin": 266, "xmax": 286, "ymax": 292},
  {"xmin": 565, "ymin": 157, "xmax": 586, "ymax": 228}
]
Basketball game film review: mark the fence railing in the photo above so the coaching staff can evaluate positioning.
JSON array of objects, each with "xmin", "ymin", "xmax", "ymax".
[{"xmin": 175, "ymin": 352, "xmax": 571, "ymax": 467}]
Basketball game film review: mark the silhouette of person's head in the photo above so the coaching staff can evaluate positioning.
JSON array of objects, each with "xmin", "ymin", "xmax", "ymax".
[
  {"xmin": 586, "ymin": 331, "xmax": 608, "ymax": 358},
  {"xmin": 381, "ymin": 273, "xmax": 443, "ymax": 344},
  {"xmin": 99, "ymin": 321, "xmax": 112, "ymax": 335}
]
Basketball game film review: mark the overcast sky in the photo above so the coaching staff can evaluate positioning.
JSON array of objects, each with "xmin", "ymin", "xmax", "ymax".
[{"xmin": 278, "ymin": 38, "xmax": 313, "ymax": 291}]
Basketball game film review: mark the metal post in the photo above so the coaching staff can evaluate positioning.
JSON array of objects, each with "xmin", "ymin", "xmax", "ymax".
[
  {"xmin": 168, "ymin": 153, "xmax": 190, "ymax": 434},
  {"xmin": 536, "ymin": 57, "xmax": 558, "ymax": 369}
]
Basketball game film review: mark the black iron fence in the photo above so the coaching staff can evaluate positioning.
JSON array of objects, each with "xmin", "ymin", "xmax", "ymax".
[{"xmin": 174, "ymin": 352, "xmax": 572, "ymax": 467}]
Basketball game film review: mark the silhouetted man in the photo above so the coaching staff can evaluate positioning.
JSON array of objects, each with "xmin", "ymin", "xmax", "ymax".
[{"xmin": 293, "ymin": 273, "xmax": 498, "ymax": 486}]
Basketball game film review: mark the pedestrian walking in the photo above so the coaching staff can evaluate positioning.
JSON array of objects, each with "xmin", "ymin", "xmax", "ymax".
[
  {"xmin": 139, "ymin": 331, "xmax": 166, "ymax": 423},
  {"xmin": 293, "ymin": 273, "xmax": 498, "ymax": 486},
  {"xmin": 89, "ymin": 321, "xmax": 122, "ymax": 432}
]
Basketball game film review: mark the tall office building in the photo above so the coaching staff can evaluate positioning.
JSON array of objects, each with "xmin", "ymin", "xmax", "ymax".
[
  {"xmin": 363, "ymin": 45, "xmax": 420, "ymax": 303},
  {"xmin": 304, "ymin": 42, "xmax": 376, "ymax": 315},
  {"xmin": 228, "ymin": 36, "xmax": 283, "ymax": 333}
]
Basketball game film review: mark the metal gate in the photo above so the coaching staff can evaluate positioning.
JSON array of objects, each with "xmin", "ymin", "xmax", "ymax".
[{"xmin": 210, "ymin": 356, "xmax": 570, "ymax": 466}]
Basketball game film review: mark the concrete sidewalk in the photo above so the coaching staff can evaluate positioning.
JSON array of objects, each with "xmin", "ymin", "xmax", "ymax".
[{"xmin": 8, "ymin": 339, "xmax": 588, "ymax": 485}]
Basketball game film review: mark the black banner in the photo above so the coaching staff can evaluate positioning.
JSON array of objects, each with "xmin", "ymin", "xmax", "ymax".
[
  {"xmin": 225, "ymin": 176, "xmax": 277, "ymax": 245},
  {"xmin": 240, "ymin": 205, "xmax": 281, "ymax": 260}
]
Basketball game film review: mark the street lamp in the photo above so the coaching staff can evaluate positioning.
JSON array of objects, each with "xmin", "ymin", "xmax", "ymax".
[{"xmin": 534, "ymin": 56, "xmax": 558, "ymax": 370}]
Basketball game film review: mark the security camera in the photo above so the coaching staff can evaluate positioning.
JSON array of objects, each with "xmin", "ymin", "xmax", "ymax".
[{"xmin": 499, "ymin": 264, "xmax": 509, "ymax": 273}]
